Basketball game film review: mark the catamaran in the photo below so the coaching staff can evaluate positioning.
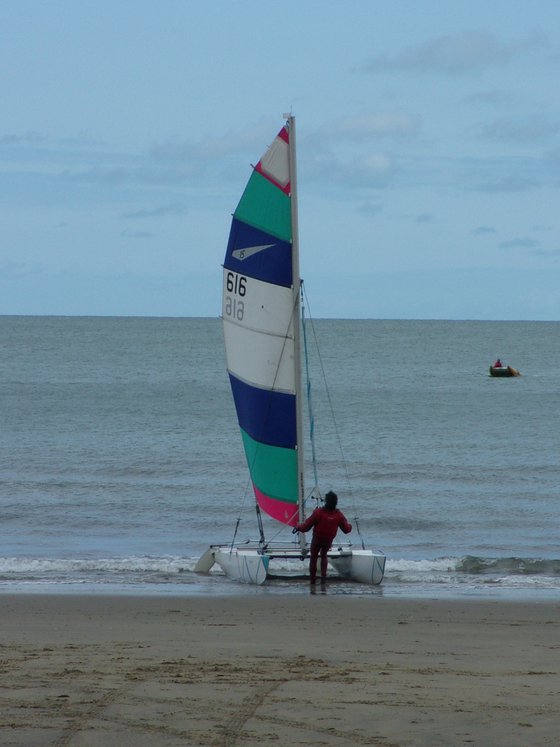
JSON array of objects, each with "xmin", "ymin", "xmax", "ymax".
[{"xmin": 195, "ymin": 115, "xmax": 385, "ymax": 585}]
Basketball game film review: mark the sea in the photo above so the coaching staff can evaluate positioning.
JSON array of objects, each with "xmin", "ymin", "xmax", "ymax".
[{"xmin": 1, "ymin": 315, "xmax": 559, "ymax": 600}]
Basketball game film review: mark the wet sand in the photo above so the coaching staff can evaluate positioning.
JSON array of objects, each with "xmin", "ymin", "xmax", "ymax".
[{"xmin": 1, "ymin": 593, "xmax": 559, "ymax": 746}]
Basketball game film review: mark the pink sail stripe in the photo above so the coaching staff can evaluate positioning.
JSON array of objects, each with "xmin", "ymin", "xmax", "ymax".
[{"xmin": 253, "ymin": 484, "xmax": 299, "ymax": 527}]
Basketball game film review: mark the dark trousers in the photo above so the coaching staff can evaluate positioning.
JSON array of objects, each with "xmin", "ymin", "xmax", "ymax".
[{"xmin": 309, "ymin": 536, "xmax": 332, "ymax": 581}]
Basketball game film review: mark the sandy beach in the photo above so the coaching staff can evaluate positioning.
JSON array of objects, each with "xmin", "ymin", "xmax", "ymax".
[{"xmin": 1, "ymin": 593, "xmax": 559, "ymax": 746}]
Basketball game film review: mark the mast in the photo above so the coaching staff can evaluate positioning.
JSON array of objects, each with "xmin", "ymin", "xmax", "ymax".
[{"xmin": 287, "ymin": 114, "xmax": 306, "ymax": 545}]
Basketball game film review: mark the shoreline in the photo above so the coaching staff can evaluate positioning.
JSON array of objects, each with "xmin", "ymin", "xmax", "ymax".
[
  {"xmin": 2, "ymin": 575, "xmax": 560, "ymax": 602},
  {"xmin": 2, "ymin": 593, "xmax": 559, "ymax": 746}
]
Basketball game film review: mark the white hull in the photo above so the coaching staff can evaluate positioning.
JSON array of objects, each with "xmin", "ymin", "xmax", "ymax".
[
  {"xmin": 196, "ymin": 543, "xmax": 385, "ymax": 586},
  {"xmin": 195, "ymin": 546, "xmax": 269, "ymax": 584},
  {"xmin": 213, "ymin": 548, "xmax": 269, "ymax": 585},
  {"xmin": 328, "ymin": 549, "xmax": 386, "ymax": 585}
]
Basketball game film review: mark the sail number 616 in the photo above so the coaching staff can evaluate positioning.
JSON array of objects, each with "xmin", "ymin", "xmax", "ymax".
[
  {"xmin": 226, "ymin": 272, "xmax": 247, "ymax": 296},
  {"xmin": 225, "ymin": 271, "xmax": 247, "ymax": 320}
]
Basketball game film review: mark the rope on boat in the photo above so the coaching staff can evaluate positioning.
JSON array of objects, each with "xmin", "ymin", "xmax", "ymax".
[
  {"xmin": 302, "ymin": 285, "xmax": 367, "ymax": 550},
  {"xmin": 229, "ymin": 518, "xmax": 241, "ymax": 552},
  {"xmin": 302, "ymin": 290, "xmax": 319, "ymax": 493}
]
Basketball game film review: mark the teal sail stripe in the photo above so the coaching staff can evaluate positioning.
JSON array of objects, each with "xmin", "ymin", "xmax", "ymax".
[
  {"xmin": 234, "ymin": 170, "xmax": 291, "ymax": 243},
  {"xmin": 240, "ymin": 428, "xmax": 298, "ymax": 504}
]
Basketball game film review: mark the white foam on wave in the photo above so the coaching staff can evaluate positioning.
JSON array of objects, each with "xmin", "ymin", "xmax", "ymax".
[
  {"xmin": 2, "ymin": 555, "xmax": 559, "ymax": 596},
  {"xmin": 0, "ymin": 555, "xmax": 197, "ymax": 575},
  {"xmin": 385, "ymin": 557, "xmax": 460, "ymax": 573}
]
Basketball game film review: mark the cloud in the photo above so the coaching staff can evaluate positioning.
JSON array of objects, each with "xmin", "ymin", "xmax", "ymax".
[
  {"xmin": 68, "ymin": 122, "xmax": 280, "ymax": 188},
  {"xmin": 361, "ymin": 30, "xmax": 544, "ymax": 75},
  {"xmin": 120, "ymin": 229, "xmax": 154, "ymax": 239},
  {"xmin": 543, "ymin": 148, "xmax": 560, "ymax": 168},
  {"xmin": 328, "ymin": 112, "xmax": 420, "ymax": 140},
  {"xmin": 476, "ymin": 116, "xmax": 560, "ymax": 144},
  {"xmin": 462, "ymin": 90, "xmax": 516, "ymax": 107},
  {"xmin": 416, "ymin": 213, "xmax": 433, "ymax": 224},
  {"xmin": 357, "ymin": 201, "xmax": 383, "ymax": 215},
  {"xmin": 68, "ymin": 164, "xmax": 198, "ymax": 186},
  {"xmin": 0, "ymin": 125, "xmax": 263, "ymax": 190},
  {"xmin": 532, "ymin": 248, "xmax": 560, "ymax": 258},
  {"xmin": 468, "ymin": 172, "xmax": 540, "ymax": 193},
  {"xmin": 0, "ymin": 131, "xmax": 47, "ymax": 146},
  {"xmin": 397, "ymin": 151, "xmax": 548, "ymax": 194},
  {"xmin": 460, "ymin": 148, "xmax": 560, "ymax": 193},
  {"xmin": 303, "ymin": 120, "xmax": 400, "ymax": 189},
  {"xmin": 149, "ymin": 120, "xmax": 276, "ymax": 162},
  {"xmin": 302, "ymin": 144, "xmax": 396, "ymax": 189},
  {"xmin": 0, "ymin": 130, "xmax": 106, "ymax": 153},
  {"xmin": 339, "ymin": 153, "xmax": 395, "ymax": 188},
  {"xmin": 499, "ymin": 237, "xmax": 540, "ymax": 250},
  {"xmin": 473, "ymin": 226, "xmax": 496, "ymax": 235},
  {"xmin": 121, "ymin": 203, "xmax": 187, "ymax": 220},
  {"xmin": 0, "ymin": 259, "xmax": 42, "ymax": 277}
]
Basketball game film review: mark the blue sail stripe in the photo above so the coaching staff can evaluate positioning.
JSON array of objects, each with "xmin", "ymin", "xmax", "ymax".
[
  {"xmin": 224, "ymin": 219, "xmax": 292, "ymax": 288},
  {"xmin": 229, "ymin": 373, "xmax": 296, "ymax": 449}
]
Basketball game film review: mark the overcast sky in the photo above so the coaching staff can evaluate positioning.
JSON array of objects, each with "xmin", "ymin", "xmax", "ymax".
[{"xmin": 2, "ymin": 1, "xmax": 560, "ymax": 319}]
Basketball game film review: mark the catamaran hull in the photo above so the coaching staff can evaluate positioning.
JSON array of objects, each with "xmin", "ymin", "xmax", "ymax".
[
  {"xmin": 328, "ymin": 549, "xmax": 386, "ymax": 585},
  {"xmin": 196, "ymin": 545, "xmax": 385, "ymax": 586},
  {"xmin": 215, "ymin": 549, "xmax": 269, "ymax": 585},
  {"xmin": 196, "ymin": 547, "xmax": 269, "ymax": 585}
]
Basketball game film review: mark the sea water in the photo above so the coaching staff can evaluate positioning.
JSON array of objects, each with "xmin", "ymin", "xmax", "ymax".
[{"xmin": 1, "ymin": 315, "xmax": 559, "ymax": 599}]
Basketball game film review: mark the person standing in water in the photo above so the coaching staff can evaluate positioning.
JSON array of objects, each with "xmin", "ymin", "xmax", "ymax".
[{"xmin": 294, "ymin": 491, "xmax": 352, "ymax": 583}]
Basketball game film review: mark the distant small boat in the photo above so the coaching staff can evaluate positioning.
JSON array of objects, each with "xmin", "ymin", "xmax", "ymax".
[{"xmin": 489, "ymin": 365, "xmax": 521, "ymax": 377}]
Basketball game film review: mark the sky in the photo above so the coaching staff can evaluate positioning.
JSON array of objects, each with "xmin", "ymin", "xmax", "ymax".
[{"xmin": 2, "ymin": 0, "xmax": 560, "ymax": 320}]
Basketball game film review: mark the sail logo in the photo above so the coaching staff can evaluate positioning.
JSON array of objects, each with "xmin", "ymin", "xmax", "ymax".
[{"xmin": 233, "ymin": 244, "xmax": 274, "ymax": 261}]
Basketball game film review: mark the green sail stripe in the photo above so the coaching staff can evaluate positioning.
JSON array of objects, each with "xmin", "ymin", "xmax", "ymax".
[
  {"xmin": 240, "ymin": 429, "xmax": 298, "ymax": 504},
  {"xmin": 234, "ymin": 171, "xmax": 291, "ymax": 243}
]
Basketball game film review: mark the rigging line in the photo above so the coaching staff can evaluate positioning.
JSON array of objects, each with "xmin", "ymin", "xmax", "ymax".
[
  {"xmin": 301, "ymin": 285, "xmax": 319, "ymax": 493},
  {"xmin": 228, "ymin": 472, "xmax": 255, "ymax": 547},
  {"xmin": 301, "ymin": 285, "xmax": 366, "ymax": 547},
  {"xmin": 262, "ymin": 505, "xmax": 301, "ymax": 546}
]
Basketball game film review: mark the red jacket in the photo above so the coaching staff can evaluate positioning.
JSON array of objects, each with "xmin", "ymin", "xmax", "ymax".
[{"xmin": 297, "ymin": 508, "xmax": 352, "ymax": 542}]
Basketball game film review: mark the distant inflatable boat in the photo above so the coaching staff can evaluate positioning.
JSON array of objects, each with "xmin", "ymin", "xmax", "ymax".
[{"xmin": 489, "ymin": 365, "xmax": 521, "ymax": 377}]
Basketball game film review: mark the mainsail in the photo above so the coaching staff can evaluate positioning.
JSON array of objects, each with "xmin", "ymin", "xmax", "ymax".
[
  {"xmin": 196, "ymin": 115, "xmax": 385, "ymax": 586},
  {"xmin": 222, "ymin": 120, "xmax": 302, "ymax": 527}
]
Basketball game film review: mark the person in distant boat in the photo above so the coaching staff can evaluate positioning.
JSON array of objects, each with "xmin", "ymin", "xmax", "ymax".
[
  {"xmin": 294, "ymin": 491, "xmax": 352, "ymax": 584},
  {"xmin": 493, "ymin": 358, "xmax": 503, "ymax": 368}
]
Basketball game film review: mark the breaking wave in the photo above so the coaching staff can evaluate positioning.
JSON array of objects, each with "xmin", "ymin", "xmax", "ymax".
[
  {"xmin": 2, "ymin": 554, "xmax": 560, "ymax": 596},
  {"xmin": 457, "ymin": 555, "xmax": 560, "ymax": 576}
]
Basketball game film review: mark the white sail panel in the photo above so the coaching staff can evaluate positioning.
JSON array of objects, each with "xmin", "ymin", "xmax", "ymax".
[
  {"xmin": 223, "ymin": 319, "xmax": 295, "ymax": 393},
  {"xmin": 259, "ymin": 135, "xmax": 289, "ymax": 188},
  {"xmin": 222, "ymin": 271, "xmax": 294, "ymax": 337}
]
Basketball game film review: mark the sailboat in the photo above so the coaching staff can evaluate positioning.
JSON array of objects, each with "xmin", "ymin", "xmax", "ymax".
[{"xmin": 195, "ymin": 115, "xmax": 385, "ymax": 585}]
